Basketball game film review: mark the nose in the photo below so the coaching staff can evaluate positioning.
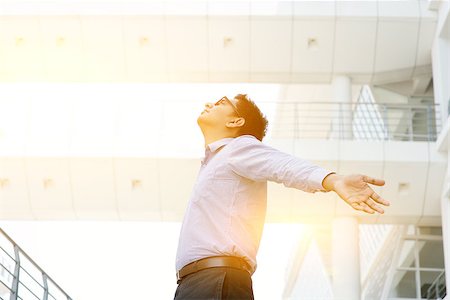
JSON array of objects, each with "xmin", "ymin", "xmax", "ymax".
[{"xmin": 205, "ymin": 102, "xmax": 213, "ymax": 109}]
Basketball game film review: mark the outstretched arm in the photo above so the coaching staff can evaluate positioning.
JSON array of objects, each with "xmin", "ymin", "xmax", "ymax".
[{"xmin": 322, "ymin": 173, "xmax": 390, "ymax": 214}]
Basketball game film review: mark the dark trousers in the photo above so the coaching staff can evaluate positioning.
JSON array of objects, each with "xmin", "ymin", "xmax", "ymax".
[{"xmin": 174, "ymin": 267, "xmax": 254, "ymax": 300}]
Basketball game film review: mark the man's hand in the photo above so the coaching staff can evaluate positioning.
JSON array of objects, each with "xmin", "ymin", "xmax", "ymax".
[{"xmin": 322, "ymin": 173, "xmax": 390, "ymax": 214}]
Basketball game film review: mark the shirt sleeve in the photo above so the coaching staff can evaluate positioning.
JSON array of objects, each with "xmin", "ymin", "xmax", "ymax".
[{"xmin": 228, "ymin": 136, "xmax": 335, "ymax": 193}]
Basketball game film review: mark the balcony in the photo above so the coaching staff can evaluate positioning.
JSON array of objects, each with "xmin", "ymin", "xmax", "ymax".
[
  {"xmin": 0, "ymin": 228, "xmax": 71, "ymax": 300},
  {"xmin": 0, "ymin": 84, "xmax": 446, "ymax": 223}
]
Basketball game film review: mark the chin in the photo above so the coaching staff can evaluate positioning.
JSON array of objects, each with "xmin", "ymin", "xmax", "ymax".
[
  {"xmin": 197, "ymin": 114, "xmax": 214, "ymax": 131},
  {"xmin": 197, "ymin": 115, "xmax": 205, "ymax": 126}
]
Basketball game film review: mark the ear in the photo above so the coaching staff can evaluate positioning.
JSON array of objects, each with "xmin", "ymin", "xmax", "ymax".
[{"xmin": 225, "ymin": 117, "xmax": 245, "ymax": 128}]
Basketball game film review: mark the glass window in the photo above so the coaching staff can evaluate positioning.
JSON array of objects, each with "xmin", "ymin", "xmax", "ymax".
[
  {"xmin": 419, "ymin": 226, "xmax": 442, "ymax": 235},
  {"xmin": 389, "ymin": 271, "xmax": 416, "ymax": 298},
  {"xmin": 420, "ymin": 271, "xmax": 443, "ymax": 298},
  {"xmin": 418, "ymin": 240, "xmax": 445, "ymax": 269},
  {"xmin": 398, "ymin": 240, "xmax": 416, "ymax": 268}
]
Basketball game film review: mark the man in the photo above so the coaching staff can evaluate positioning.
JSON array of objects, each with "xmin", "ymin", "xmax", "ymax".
[{"xmin": 174, "ymin": 94, "xmax": 390, "ymax": 299}]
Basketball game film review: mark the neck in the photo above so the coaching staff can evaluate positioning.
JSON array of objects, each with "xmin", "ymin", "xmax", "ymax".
[
  {"xmin": 201, "ymin": 130, "xmax": 236, "ymax": 147},
  {"xmin": 203, "ymin": 135, "xmax": 227, "ymax": 147}
]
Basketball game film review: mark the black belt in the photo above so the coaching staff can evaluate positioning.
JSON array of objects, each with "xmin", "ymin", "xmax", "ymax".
[{"xmin": 176, "ymin": 256, "xmax": 252, "ymax": 283}]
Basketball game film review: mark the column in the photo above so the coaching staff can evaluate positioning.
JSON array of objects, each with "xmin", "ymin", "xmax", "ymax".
[
  {"xmin": 331, "ymin": 75, "xmax": 353, "ymax": 140},
  {"xmin": 432, "ymin": 4, "xmax": 450, "ymax": 293},
  {"xmin": 431, "ymin": 37, "xmax": 449, "ymax": 132},
  {"xmin": 332, "ymin": 217, "xmax": 360, "ymax": 300},
  {"xmin": 442, "ymin": 136, "xmax": 450, "ymax": 293}
]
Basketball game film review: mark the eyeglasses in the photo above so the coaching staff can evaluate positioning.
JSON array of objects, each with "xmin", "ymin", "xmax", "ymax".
[{"xmin": 215, "ymin": 96, "xmax": 241, "ymax": 118}]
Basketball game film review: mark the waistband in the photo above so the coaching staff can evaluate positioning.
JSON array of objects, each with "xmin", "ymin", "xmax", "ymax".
[{"xmin": 176, "ymin": 256, "xmax": 251, "ymax": 284}]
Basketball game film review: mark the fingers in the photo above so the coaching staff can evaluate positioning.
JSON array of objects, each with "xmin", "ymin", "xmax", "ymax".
[
  {"xmin": 371, "ymin": 191, "xmax": 390, "ymax": 206},
  {"xmin": 351, "ymin": 198, "xmax": 389, "ymax": 214},
  {"xmin": 351, "ymin": 202, "xmax": 364, "ymax": 211},
  {"xmin": 361, "ymin": 174, "xmax": 391, "ymax": 207},
  {"xmin": 347, "ymin": 174, "xmax": 390, "ymax": 214},
  {"xmin": 351, "ymin": 202, "xmax": 375, "ymax": 214},
  {"xmin": 360, "ymin": 202, "xmax": 375, "ymax": 214},
  {"xmin": 350, "ymin": 196, "xmax": 387, "ymax": 214},
  {"xmin": 363, "ymin": 175, "xmax": 385, "ymax": 186},
  {"xmin": 365, "ymin": 198, "xmax": 384, "ymax": 214}
]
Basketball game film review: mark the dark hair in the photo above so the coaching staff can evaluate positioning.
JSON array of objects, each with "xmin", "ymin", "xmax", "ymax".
[{"xmin": 234, "ymin": 94, "xmax": 268, "ymax": 141}]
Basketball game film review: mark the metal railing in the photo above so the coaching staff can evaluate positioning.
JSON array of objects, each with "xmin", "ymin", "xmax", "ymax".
[
  {"xmin": 269, "ymin": 101, "xmax": 441, "ymax": 141},
  {"xmin": 426, "ymin": 271, "xmax": 446, "ymax": 300},
  {"xmin": 359, "ymin": 224, "xmax": 394, "ymax": 282},
  {"xmin": 0, "ymin": 228, "xmax": 72, "ymax": 300}
]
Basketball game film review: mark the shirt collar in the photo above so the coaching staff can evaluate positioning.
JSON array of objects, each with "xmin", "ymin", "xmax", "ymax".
[{"xmin": 207, "ymin": 137, "xmax": 235, "ymax": 153}]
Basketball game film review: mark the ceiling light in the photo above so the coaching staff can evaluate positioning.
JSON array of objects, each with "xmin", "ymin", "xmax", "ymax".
[
  {"xmin": 131, "ymin": 179, "xmax": 142, "ymax": 189},
  {"xmin": 56, "ymin": 36, "xmax": 65, "ymax": 47},
  {"xmin": 398, "ymin": 182, "xmax": 410, "ymax": 195},
  {"xmin": 43, "ymin": 178, "xmax": 54, "ymax": 189},
  {"xmin": 0, "ymin": 178, "xmax": 9, "ymax": 189},
  {"xmin": 139, "ymin": 37, "xmax": 149, "ymax": 47},
  {"xmin": 307, "ymin": 37, "xmax": 318, "ymax": 51},
  {"xmin": 15, "ymin": 37, "xmax": 25, "ymax": 47},
  {"xmin": 223, "ymin": 37, "xmax": 233, "ymax": 48}
]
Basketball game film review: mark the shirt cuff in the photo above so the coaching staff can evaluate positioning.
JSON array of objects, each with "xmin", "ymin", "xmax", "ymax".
[{"xmin": 308, "ymin": 169, "xmax": 336, "ymax": 192}]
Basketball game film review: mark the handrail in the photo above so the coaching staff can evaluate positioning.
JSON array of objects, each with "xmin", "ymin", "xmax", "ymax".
[
  {"xmin": 426, "ymin": 270, "xmax": 446, "ymax": 300},
  {"xmin": 269, "ymin": 100, "xmax": 441, "ymax": 141},
  {"xmin": 0, "ymin": 228, "xmax": 72, "ymax": 300}
]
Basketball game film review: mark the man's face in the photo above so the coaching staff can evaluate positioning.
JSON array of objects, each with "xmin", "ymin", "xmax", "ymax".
[{"xmin": 197, "ymin": 96, "xmax": 241, "ymax": 128}]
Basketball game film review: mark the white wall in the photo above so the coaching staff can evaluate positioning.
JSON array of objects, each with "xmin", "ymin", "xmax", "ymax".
[
  {"xmin": 279, "ymin": 83, "xmax": 362, "ymax": 103},
  {"xmin": 432, "ymin": 1, "xmax": 450, "ymax": 127},
  {"xmin": 371, "ymin": 86, "xmax": 409, "ymax": 104},
  {"xmin": 432, "ymin": 0, "xmax": 450, "ymax": 294}
]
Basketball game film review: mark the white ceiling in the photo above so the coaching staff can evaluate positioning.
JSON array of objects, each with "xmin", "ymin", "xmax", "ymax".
[
  {"xmin": 0, "ymin": 1, "xmax": 444, "ymax": 222},
  {"xmin": 0, "ymin": 0, "xmax": 437, "ymax": 84},
  {"xmin": 0, "ymin": 140, "xmax": 446, "ymax": 223}
]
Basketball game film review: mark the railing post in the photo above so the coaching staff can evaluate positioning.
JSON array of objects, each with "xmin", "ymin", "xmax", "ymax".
[
  {"xmin": 43, "ymin": 273, "xmax": 49, "ymax": 300},
  {"xmin": 427, "ymin": 105, "xmax": 433, "ymax": 142},
  {"xmin": 10, "ymin": 245, "xmax": 20, "ymax": 300},
  {"xmin": 382, "ymin": 104, "xmax": 389, "ymax": 141},
  {"xmin": 434, "ymin": 273, "xmax": 439, "ymax": 298},
  {"xmin": 409, "ymin": 107, "xmax": 414, "ymax": 141}
]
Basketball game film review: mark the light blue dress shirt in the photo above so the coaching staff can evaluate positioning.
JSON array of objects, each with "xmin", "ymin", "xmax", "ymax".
[{"xmin": 175, "ymin": 135, "xmax": 334, "ymax": 274}]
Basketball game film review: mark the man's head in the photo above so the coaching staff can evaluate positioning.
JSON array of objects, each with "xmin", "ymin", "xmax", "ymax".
[{"xmin": 197, "ymin": 94, "xmax": 268, "ymax": 142}]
